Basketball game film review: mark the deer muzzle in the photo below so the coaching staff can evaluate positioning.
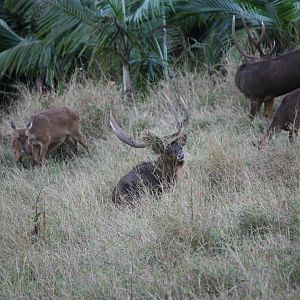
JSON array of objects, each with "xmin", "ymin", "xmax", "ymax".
[
  {"xmin": 177, "ymin": 151, "xmax": 184, "ymax": 162},
  {"xmin": 21, "ymin": 143, "xmax": 30, "ymax": 156}
]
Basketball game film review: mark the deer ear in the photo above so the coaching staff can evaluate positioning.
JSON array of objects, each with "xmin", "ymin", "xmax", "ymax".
[
  {"xmin": 142, "ymin": 132, "xmax": 164, "ymax": 154},
  {"xmin": 179, "ymin": 134, "xmax": 188, "ymax": 146},
  {"xmin": 10, "ymin": 121, "xmax": 17, "ymax": 130}
]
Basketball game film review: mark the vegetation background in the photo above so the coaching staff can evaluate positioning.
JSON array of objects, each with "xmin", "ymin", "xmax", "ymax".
[{"xmin": 0, "ymin": 0, "xmax": 300, "ymax": 299}]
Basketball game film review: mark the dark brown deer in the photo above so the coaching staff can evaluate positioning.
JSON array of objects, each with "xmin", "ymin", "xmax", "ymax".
[
  {"xmin": 258, "ymin": 87, "xmax": 300, "ymax": 149},
  {"xmin": 232, "ymin": 15, "xmax": 300, "ymax": 119},
  {"xmin": 10, "ymin": 106, "xmax": 90, "ymax": 167},
  {"xmin": 110, "ymin": 94, "xmax": 190, "ymax": 205}
]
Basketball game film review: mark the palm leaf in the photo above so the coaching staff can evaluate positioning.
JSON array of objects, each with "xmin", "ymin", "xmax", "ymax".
[{"xmin": 0, "ymin": 18, "xmax": 23, "ymax": 51}]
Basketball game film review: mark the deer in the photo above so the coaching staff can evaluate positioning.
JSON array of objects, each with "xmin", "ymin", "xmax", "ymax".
[
  {"xmin": 110, "ymin": 93, "xmax": 190, "ymax": 205},
  {"xmin": 258, "ymin": 87, "xmax": 300, "ymax": 149},
  {"xmin": 11, "ymin": 128, "xmax": 78, "ymax": 168},
  {"xmin": 10, "ymin": 106, "xmax": 90, "ymax": 167},
  {"xmin": 232, "ymin": 15, "xmax": 300, "ymax": 119}
]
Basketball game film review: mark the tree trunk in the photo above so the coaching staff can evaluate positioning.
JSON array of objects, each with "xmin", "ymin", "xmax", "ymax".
[
  {"xmin": 121, "ymin": 0, "xmax": 133, "ymax": 101},
  {"xmin": 122, "ymin": 58, "xmax": 133, "ymax": 101},
  {"xmin": 162, "ymin": 8, "xmax": 168, "ymax": 79}
]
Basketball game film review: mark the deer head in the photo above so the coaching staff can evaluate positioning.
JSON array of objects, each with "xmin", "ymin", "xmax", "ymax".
[
  {"xmin": 110, "ymin": 94, "xmax": 189, "ymax": 163},
  {"xmin": 10, "ymin": 121, "xmax": 32, "ymax": 163}
]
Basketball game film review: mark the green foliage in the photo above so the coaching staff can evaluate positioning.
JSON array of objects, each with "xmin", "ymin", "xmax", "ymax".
[
  {"xmin": 0, "ymin": 0, "xmax": 300, "ymax": 92},
  {"xmin": 0, "ymin": 18, "xmax": 23, "ymax": 51}
]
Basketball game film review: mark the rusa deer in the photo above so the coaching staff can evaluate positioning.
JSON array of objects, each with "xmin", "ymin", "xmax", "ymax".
[
  {"xmin": 232, "ymin": 15, "xmax": 300, "ymax": 119},
  {"xmin": 258, "ymin": 87, "xmax": 300, "ymax": 149},
  {"xmin": 11, "ymin": 125, "xmax": 78, "ymax": 168},
  {"xmin": 110, "ymin": 94, "xmax": 190, "ymax": 205},
  {"xmin": 10, "ymin": 106, "xmax": 90, "ymax": 166}
]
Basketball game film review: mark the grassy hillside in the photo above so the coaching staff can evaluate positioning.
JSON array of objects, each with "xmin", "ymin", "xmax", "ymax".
[{"xmin": 0, "ymin": 61, "xmax": 300, "ymax": 299}]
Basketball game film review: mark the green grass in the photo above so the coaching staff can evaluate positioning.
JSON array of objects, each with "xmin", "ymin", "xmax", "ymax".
[{"xmin": 0, "ymin": 63, "xmax": 300, "ymax": 299}]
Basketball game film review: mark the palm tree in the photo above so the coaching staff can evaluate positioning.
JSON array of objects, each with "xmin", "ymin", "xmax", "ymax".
[
  {"xmin": 0, "ymin": 0, "xmax": 180, "ymax": 97},
  {"xmin": 0, "ymin": 0, "xmax": 299, "ymax": 98},
  {"xmin": 170, "ymin": 0, "xmax": 300, "ymax": 64}
]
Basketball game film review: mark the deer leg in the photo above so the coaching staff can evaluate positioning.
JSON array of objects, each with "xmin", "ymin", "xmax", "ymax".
[
  {"xmin": 14, "ymin": 149, "xmax": 22, "ymax": 164},
  {"xmin": 249, "ymin": 99, "xmax": 263, "ymax": 119},
  {"xmin": 65, "ymin": 135, "xmax": 78, "ymax": 157},
  {"xmin": 70, "ymin": 128, "xmax": 90, "ymax": 157},
  {"xmin": 289, "ymin": 130, "xmax": 294, "ymax": 143},
  {"xmin": 47, "ymin": 141, "xmax": 63, "ymax": 154},
  {"xmin": 288, "ymin": 127, "xmax": 299, "ymax": 143},
  {"xmin": 264, "ymin": 99, "xmax": 274, "ymax": 119},
  {"xmin": 77, "ymin": 138, "xmax": 90, "ymax": 157},
  {"xmin": 31, "ymin": 145, "xmax": 41, "ymax": 166},
  {"xmin": 258, "ymin": 129, "xmax": 274, "ymax": 150},
  {"xmin": 38, "ymin": 143, "xmax": 50, "ymax": 165}
]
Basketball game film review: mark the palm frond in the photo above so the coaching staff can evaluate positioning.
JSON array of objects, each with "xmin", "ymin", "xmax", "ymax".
[{"xmin": 0, "ymin": 18, "xmax": 23, "ymax": 51}]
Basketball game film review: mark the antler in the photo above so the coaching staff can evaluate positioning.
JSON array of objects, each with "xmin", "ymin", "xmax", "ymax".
[
  {"xmin": 109, "ymin": 112, "xmax": 145, "ymax": 148},
  {"xmin": 179, "ymin": 96, "xmax": 190, "ymax": 132},
  {"xmin": 162, "ymin": 92, "xmax": 190, "ymax": 141},
  {"xmin": 232, "ymin": 16, "xmax": 257, "ymax": 59},
  {"xmin": 241, "ymin": 15, "xmax": 266, "ymax": 57},
  {"xmin": 232, "ymin": 15, "xmax": 276, "ymax": 59},
  {"xmin": 110, "ymin": 94, "xmax": 190, "ymax": 149},
  {"xmin": 163, "ymin": 91, "xmax": 181, "ymax": 131}
]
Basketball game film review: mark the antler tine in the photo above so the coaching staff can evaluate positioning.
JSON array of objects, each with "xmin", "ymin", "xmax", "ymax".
[
  {"xmin": 264, "ymin": 40, "xmax": 276, "ymax": 57},
  {"xmin": 241, "ymin": 15, "xmax": 265, "ymax": 57},
  {"xmin": 256, "ymin": 21, "xmax": 266, "ymax": 44},
  {"xmin": 161, "ymin": 92, "xmax": 190, "ymax": 141},
  {"xmin": 162, "ymin": 91, "xmax": 181, "ymax": 131},
  {"xmin": 179, "ymin": 96, "xmax": 190, "ymax": 132},
  {"xmin": 232, "ymin": 15, "xmax": 257, "ymax": 60},
  {"xmin": 109, "ymin": 112, "xmax": 145, "ymax": 148}
]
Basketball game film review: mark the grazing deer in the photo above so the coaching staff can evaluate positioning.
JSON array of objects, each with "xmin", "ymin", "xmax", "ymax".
[
  {"xmin": 232, "ymin": 15, "xmax": 300, "ymax": 119},
  {"xmin": 110, "ymin": 94, "xmax": 190, "ymax": 205},
  {"xmin": 11, "ymin": 106, "xmax": 90, "ymax": 166},
  {"xmin": 11, "ymin": 129, "xmax": 78, "ymax": 168},
  {"xmin": 258, "ymin": 88, "xmax": 300, "ymax": 149}
]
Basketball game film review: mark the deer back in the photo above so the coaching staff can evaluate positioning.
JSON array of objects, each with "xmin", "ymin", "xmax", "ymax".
[
  {"xmin": 27, "ymin": 106, "xmax": 80, "ymax": 142},
  {"xmin": 236, "ymin": 49, "xmax": 300, "ymax": 100}
]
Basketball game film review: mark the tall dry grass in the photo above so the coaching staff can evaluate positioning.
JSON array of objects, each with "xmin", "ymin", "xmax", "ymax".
[{"xmin": 0, "ymin": 62, "xmax": 300, "ymax": 299}]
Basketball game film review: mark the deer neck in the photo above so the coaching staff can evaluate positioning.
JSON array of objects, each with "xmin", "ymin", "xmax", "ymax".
[{"xmin": 156, "ymin": 155, "xmax": 184, "ymax": 184}]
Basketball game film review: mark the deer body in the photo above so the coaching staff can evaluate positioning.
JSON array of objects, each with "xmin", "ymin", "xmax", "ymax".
[
  {"xmin": 112, "ymin": 149, "xmax": 185, "ymax": 204},
  {"xmin": 11, "ymin": 106, "xmax": 89, "ymax": 166},
  {"xmin": 110, "ymin": 94, "xmax": 189, "ymax": 205},
  {"xmin": 232, "ymin": 16, "xmax": 300, "ymax": 119},
  {"xmin": 259, "ymin": 88, "xmax": 300, "ymax": 148},
  {"xmin": 12, "ymin": 133, "xmax": 77, "ymax": 168},
  {"xmin": 236, "ymin": 49, "xmax": 300, "ymax": 118}
]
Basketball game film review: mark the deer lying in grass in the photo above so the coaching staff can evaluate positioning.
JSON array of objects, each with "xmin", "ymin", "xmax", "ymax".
[
  {"xmin": 11, "ymin": 106, "xmax": 90, "ymax": 167},
  {"xmin": 110, "ymin": 94, "xmax": 190, "ymax": 205},
  {"xmin": 258, "ymin": 88, "xmax": 300, "ymax": 149},
  {"xmin": 232, "ymin": 15, "xmax": 300, "ymax": 119}
]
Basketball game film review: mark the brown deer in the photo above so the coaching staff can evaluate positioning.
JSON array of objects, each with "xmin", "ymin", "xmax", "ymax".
[
  {"xmin": 232, "ymin": 15, "xmax": 300, "ymax": 119},
  {"xmin": 258, "ymin": 87, "xmax": 300, "ymax": 149},
  {"xmin": 10, "ymin": 106, "xmax": 90, "ymax": 166},
  {"xmin": 11, "ymin": 127, "xmax": 78, "ymax": 168},
  {"xmin": 110, "ymin": 94, "xmax": 190, "ymax": 205}
]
